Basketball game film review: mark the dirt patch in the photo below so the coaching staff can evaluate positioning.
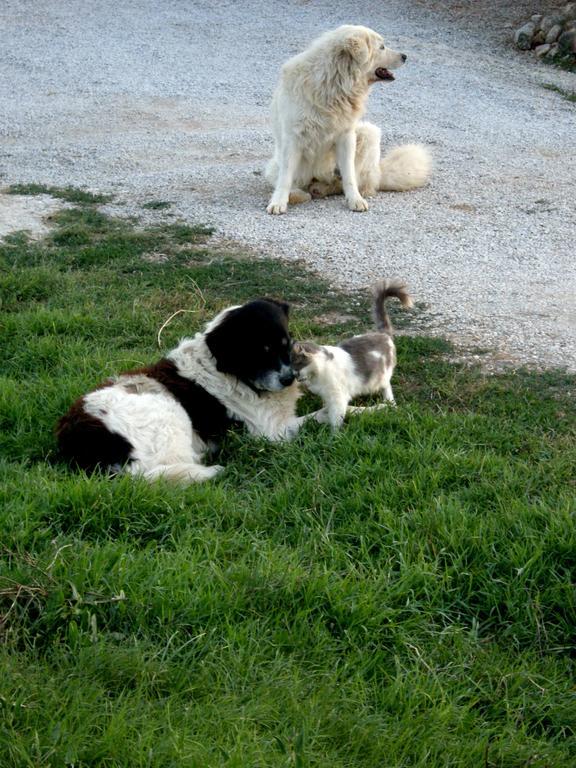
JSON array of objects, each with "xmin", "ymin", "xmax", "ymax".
[{"xmin": 0, "ymin": 194, "xmax": 65, "ymax": 239}]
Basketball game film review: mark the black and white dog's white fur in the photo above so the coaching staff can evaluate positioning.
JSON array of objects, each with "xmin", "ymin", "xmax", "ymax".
[
  {"xmin": 57, "ymin": 299, "xmax": 307, "ymax": 484},
  {"xmin": 291, "ymin": 280, "xmax": 413, "ymax": 429}
]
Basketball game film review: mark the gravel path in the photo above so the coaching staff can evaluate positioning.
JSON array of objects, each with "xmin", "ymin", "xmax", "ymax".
[{"xmin": 1, "ymin": 0, "xmax": 575, "ymax": 370}]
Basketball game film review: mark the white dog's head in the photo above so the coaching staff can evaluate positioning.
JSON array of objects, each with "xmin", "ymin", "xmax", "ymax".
[{"xmin": 329, "ymin": 25, "xmax": 407, "ymax": 85}]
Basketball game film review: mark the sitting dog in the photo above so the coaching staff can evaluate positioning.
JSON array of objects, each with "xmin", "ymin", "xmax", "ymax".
[
  {"xmin": 291, "ymin": 280, "xmax": 413, "ymax": 428},
  {"xmin": 57, "ymin": 299, "xmax": 307, "ymax": 484},
  {"xmin": 266, "ymin": 24, "xmax": 431, "ymax": 214}
]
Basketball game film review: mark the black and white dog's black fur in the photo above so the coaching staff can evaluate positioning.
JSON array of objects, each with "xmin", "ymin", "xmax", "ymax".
[{"xmin": 57, "ymin": 299, "xmax": 306, "ymax": 484}]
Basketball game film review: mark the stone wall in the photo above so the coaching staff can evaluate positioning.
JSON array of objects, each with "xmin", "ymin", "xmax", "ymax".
[{"xmin": 514, "ymin": 2, "xmax": 576, "ymax": 63}]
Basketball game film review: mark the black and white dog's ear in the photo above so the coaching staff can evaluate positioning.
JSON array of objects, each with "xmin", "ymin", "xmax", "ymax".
[
  {"xmin": 205, "ymin": 309, "xmax": 243, "ymax": 375},
  {"xmin": 262, "ymin": 298, "xmax": 290, "ymax": 318},
  {"xmin": 276, "ymin": 300, "xmax": 290, "ymax": 318}
]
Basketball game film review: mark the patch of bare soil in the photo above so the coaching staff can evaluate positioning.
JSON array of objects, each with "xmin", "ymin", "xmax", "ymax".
[{"xmin": 0, "ymin": 194, "xmax": 64, "ymax": 239}]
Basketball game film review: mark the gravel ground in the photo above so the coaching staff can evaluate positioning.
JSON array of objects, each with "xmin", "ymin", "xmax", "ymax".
[
  {"xmin": 1, "ymin": 0, "xmax": 575, "ymax": 370},
  {"xmin": 411, "ymin": 0, "xmax": 557, "ymax": 41}
]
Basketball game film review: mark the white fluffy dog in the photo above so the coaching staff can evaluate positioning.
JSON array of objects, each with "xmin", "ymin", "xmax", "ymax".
[{"xmin": 266, "ymin": 24, "xmax": 431, "ymax": 214}]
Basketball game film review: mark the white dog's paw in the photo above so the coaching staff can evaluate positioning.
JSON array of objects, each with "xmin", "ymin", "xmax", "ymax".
[
  {"xmin": 359, "ymin": 185, "xmax": 378, "ymax": 198},
  {"xmin": 309, "ymin": 179, "xmax": 343, "ymax": 199},
  {"xmin": 309, "ymin": 181, "xmax": 329, "ymax": 199},
  {"xmin": 267, "ymin": 201, "xmax": 288, "ymax": 215},
  {"xmin": 288, "ymin": 189, "xmax": 312, "ymax": 206},
  {"xmin": 347, "ymin": 196, "xmax": 369, "ymax": 212}
]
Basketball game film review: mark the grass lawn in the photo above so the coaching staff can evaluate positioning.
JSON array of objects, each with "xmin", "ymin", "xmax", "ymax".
[{"xmin": 1, "ymin": 191, "xmax": 575, "ymax": 767}]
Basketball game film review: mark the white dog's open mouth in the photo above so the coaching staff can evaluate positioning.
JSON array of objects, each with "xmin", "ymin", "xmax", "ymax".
[{"xmin": 374, "ymin": 67, "xmax": 395, "ymax": 81}]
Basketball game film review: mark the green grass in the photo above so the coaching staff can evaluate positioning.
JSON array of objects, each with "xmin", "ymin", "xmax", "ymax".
[
  {"xmin": 1, "ymin": 198, "xmax": 575, "ymax": 767},
  {"xmin": 6, "ymin": 183, "xmax": 113, "ymax": 205},
  {"xmin": 548, "ymin": 52, "xmax": 576, "ymax": 74},
  {"xmin": 542, "ymin": 82, "xmax": 576, "ymax": 103}
]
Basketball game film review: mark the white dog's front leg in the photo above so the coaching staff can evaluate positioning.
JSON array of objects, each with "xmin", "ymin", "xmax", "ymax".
[
  {"xmin": 267, "ymin": 142, "xmax": 301, "ymax": 215},
  {"xmin": 336, "ymin": 131, "xmax": 368, "ymax": 212}
]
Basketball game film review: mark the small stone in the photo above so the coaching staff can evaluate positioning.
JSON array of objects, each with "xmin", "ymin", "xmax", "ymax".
[
  {"xmin": 535, "ymin": 43, "xmax": 551, "ymax": 57},
  {"xmin": 558, "ymin": 27, "xmax": 576, "ymax": 52},
  {"xmin": 540, "ymin": 14, "xmax": 564, "ymax": 35},
  {"xmin": 533, "ymin": 30, "xmax": 546, "ymax": 45},
  {"xmin": 531, "ymin": 14, "xmax": 543, "ymax": 26},
  {"xmin": 514, "ymin": 21, "xmax": 536, "ymax": 50},
  {"xmin": 545, "ymin": 24, "xmax": 563, "ymax": 44},
  {"xmin": 563, "ymin": 3, "xmax": 576, "ymax": 20},
  {"xmin": 545, "ymin": 43, "xmax": 560, "ymax": 58}
]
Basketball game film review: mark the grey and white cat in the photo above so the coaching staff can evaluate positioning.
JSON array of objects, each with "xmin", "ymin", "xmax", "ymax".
[{"xmin": 292, "ymin": 280, "xmax": 413, "ymax": 428}]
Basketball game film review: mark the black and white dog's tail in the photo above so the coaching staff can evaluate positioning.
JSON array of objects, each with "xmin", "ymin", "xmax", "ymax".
[{"xmin": 373, "ymin": 279, "xmax": 413, "ymax": 335}]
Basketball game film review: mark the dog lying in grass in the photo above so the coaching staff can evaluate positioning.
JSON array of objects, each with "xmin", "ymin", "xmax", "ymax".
[
  {"xmin": 291, "ymin": 280, "xmax": 413, "ymax": 428},
  {"xmin": 57, "ymin": 299, "xmax": 309, "ymax": 484},
  {"xmin": 266, "ymin": 24, "xmax": 431, "ymax": 214}
]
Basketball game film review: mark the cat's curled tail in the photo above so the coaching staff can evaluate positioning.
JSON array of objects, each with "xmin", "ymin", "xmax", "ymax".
[{"xmin": 373, "ymin": 279, "xmax": 413, "ymax": 336}]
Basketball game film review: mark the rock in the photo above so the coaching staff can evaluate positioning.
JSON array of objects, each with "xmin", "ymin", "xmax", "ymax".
[
  {"xmin": 533, "ymin": 30, "xmax": 546, "ymax": 45},
  {"xmin": 531, "ymin": 14, "xmax": 543, "ymax": 27},
  {"xmin": 540, "ymin": 14, "xmax": 564, "ymax": 35},
  {"xmin": 514, "ymin": 21, "xmax": 536, "ymax": 50},
  {"xmin": 563, "ymin": 3, "xmax": 576, "ymax": 20},
  {"xmin": 535, "ymin": 43, "xmax": 551, "ymax": 57},
  {"xmin": 558, "ymin": 28, "xmax": 576, "ymax": 52},
  {"xmin": 545, "ymin": 43, "xmax": 560, "ymax": 58},
  {"xmin": 545, "ymin": 24, "xmax": 563, "ymax": 44}
]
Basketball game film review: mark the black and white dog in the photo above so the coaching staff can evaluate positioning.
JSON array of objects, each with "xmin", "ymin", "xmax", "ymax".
[{"xmin": 57, "ymin": 299, "xmax": 306, "ymax": 484}]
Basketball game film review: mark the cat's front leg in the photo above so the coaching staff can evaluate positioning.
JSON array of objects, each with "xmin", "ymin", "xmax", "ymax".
[{"xmin": 326, "ymin": 399, "xmax": 349, "ymax": 430}]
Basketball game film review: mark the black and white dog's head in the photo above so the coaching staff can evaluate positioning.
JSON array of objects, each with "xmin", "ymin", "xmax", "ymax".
[{"xmin": 205, "ymin": 299, "xmax": 295, "ymax": 392}]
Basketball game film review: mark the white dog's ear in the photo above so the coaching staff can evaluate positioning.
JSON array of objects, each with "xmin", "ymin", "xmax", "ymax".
[{"xmin": 342, "ymin": 32, "xmax": 371, "ymax": 65}]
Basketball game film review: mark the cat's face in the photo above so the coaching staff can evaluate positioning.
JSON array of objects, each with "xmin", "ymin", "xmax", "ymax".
[{"xmin": 291, "ymin": 341, "xmax": 322, "ymax": 382}]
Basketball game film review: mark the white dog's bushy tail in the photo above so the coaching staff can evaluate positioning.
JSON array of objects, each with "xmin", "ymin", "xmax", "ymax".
[
  {"xmin": 379, "ymin": 144, "xmax": 431, "ymax": 192},
  {"xmin": 373, "ymin": 279, "xmax": 414, "ymax": 335}
]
